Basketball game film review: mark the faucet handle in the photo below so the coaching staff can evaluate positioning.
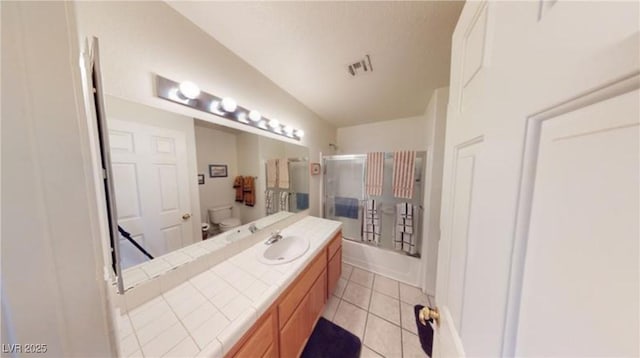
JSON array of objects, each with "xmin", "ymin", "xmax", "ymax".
[
  {"xmin": 272, "ymin": 229, "xmax": 281, "ymax": 236},
  {"xmin": 249, "ymin": 223, "xmax": 258, "ymax": 233}
]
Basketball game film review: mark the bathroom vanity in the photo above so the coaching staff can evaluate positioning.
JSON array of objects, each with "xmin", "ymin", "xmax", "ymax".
[
  {"xmin": 227, "ymin": 228, "xmax": 341, "ymax": 358},
  {"xmin": 116, "ymin": 216, "xmax": 342, "ymax": 358}
]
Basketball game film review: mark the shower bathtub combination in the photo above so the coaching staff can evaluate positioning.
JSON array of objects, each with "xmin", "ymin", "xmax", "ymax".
[{"xmin": 322, "ymin": 152, "xmax": 427, "ymax": 286}]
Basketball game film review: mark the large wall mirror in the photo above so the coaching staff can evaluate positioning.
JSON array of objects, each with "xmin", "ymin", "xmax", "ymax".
[{"xmin": 105, "ymin": 96, "xmax": 309, "ymax": 290}]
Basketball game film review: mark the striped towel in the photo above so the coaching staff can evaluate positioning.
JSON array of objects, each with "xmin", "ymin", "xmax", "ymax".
[
  {"xmin": 394, "ymin": 202, "xmax": 418, "ymax": 254},
  {"xmin": 366, "ymin": 152, "xmax": 384, "ymax": 196},
  {"xmin": 361, "ymin": 199, "xmax": 380, "ymax": 244},
  {"xmin": 279, "ymin": 191, "xmax": 290, "ymax": 212},
  {"xmin": 265, "ymin": 189, "xmax": 275, "ymax": 215},
  {"xmin": 392, "ymin": 151, "xmax": 417, "ymax": 199}
]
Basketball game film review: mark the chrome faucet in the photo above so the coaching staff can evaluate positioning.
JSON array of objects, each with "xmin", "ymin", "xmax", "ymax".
[
  {"xmin": 249, "ymin": 223, "xmax": 258, "ymax": 234},
  {"xmin": 265, "ymin": 230, "xmax": 283, "ymax": 245}
]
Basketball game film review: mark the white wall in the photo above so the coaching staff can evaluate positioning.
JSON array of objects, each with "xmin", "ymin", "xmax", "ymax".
[
  {"xmin": 74, "ymin": 1, "xmax": 336, "ymax": 218},
  {"xmin": 236, "ymin": 132, "xmax": 262, "ymax": 223},
  {"xmin": 106, "ymin": 95, "xmax": 203, "ymax": 245},
  {"xmin": 421, "ymin": 87, "xmax": 449, "ymax": 295},
  {"xmin": 336, "ymin": 87, "xmax": 449, "ymax": 294},
  {"xmin": 1, "ymin": 1, "xmax": 115, "ymax": 356},
  {"xmin": 194, "ymin": 122, "xmax": 239, "ymax": 225},
  {"xmin": 336, "ymin": 114, "xmax": 429, "ymax": 154}
]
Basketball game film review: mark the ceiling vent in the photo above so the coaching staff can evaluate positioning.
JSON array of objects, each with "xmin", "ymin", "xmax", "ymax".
[{"xmin": 347, "ymin": 54, "xmax": 373, "ymax": 77}]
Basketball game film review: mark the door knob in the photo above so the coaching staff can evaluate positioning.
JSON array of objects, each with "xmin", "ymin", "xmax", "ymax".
[
  {"xmin": 182, "ymin": 213, "xmax": 192, "ymax": 220},
  {"xmin": 419, "ymin": 306, "xmax": 440, "ymax": 327}
]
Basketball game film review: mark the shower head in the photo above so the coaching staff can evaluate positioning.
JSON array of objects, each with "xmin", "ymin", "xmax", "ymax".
[{"xmin": 329, "ymin": 143, "xmax": 338, "ymax": 150}]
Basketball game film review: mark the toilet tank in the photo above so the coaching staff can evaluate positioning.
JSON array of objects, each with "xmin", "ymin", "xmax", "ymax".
[{"xmin": 208, "ymin": 205, "xmax": 232, "ymax": 224}]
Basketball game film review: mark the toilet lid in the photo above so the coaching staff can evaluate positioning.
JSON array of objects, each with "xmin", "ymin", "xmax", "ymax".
[{"xmin": 219, "ymin": 218, "xmax": 241, "ymax": 227}]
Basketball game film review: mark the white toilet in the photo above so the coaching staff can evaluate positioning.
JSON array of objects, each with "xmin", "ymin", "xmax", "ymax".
[{"xmin": 208, "ymin": 205, "xmax": 241, "ymax": 232}]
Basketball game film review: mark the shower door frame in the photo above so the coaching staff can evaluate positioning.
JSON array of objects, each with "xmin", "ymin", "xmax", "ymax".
[{"xmin": 322, "ymin": 153, "xmax": 426, "ymax": 256}]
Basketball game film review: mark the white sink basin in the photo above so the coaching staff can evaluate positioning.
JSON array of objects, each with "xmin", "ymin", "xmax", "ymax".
[{"xmin": 258, "ymin": 235, "xmax": 310, "ymax": 265}]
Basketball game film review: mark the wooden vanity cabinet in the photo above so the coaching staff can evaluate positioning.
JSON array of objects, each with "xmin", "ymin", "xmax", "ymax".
[
  {"xmin": 227, "ymin": 230, "xmax": 342, "ymax": 358},
  {"xmin": 234, "ymin": 311, "xmax": 277, "ymax": 358},
  {"xmin": 280, "ymin": 269, "xmax": 327, "ymax": 357}
]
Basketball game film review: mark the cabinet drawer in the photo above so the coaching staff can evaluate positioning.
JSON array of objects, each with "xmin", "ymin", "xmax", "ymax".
[
  {"xmin": 327, "ymin": 247, "xmax": 342, "ymax": 297},
  {"xmin": 280, "ymin": 270, "xmax": 327, "ymax": 358},
  {"xmin": 278, "ymin": 250, "xmax": 327, "ymax": 328},
  {"xmin": 234, "ymin": 311, "xmax": 276, "ymax": 358},
  {"xmin": 327, "ymin": 232, "xmax": 342, "ymax": 259}
]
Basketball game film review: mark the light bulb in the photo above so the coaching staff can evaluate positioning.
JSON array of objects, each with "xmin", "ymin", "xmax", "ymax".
[
  {"xmin": 221, "ymin": 97, "xmax": 237, "ymax": 112},
  {"xmin": 248, "ymin": 110, "xmax": 261, "ymax": 122},
  {"xmin": 268, "ymin": 119, "xmax": 280, "ymax": 128},
  {"xmin": 258, "ymin": 120, "xmax": 268, "ymax": 129},
  {"xmin": 284, "ymin": 126, "xmax": 294, "ymax": 136},
  {"xmin": 209, "ymin": 100, "xmax": 220, "ymax": 113},
  {"xmin": 237, "ymin": 112, "xmax": 248, "ymax": 123},
  {"xmin": 295, "ymin": 129, "xmax": 305, "ymax": 138},
  {"xmin": 178, "ymin": 81, "xmax": 200, "ymax": 99}
]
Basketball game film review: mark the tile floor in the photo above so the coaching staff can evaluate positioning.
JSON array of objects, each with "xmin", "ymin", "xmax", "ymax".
[{"xmin": 322, "ymin": 263, "xmax": 434, "ymax": 358}]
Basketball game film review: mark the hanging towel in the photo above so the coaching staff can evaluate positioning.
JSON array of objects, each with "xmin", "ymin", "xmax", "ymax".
[
  {"xmin": 334, "ymin": 197, "xmax": 359, "ymax": 219},
  {"xmin": 296, "ymin": 192, "xmax": 309, "ymax": 210},
  {"xmin": 279, "ymin": 191, "xmax": 290, "ymax": 212},
  {"xmin": 267, "ymin": 159, "xmax": 278, "ymax": 188},
  {"xmin": 278, "ymin": 158, "xmax": 290, "ymax": 189},
  {"xmin": 392, "ymin": 151, "xmax": 417, "ymax": 199},
  {"xmin": 233, "ymin": 176, "xmax": 244, "ymax": 202},
  {"xmin": 366, "ymin": 152, "xmax": 385, "ymax": 196},
  {"xmin": 265, "ymin": 189, "xmax": 276, "ymax": 215},
  {"xmin": 362, "ymin": 199, "xmax": 380, "ymax": 244},
  {"xmin": 394, "ymin": 202, "xmax": 418, "ymax": 254},
  {"xmin": 243, "ymin": 176, "xmax": 255, "ymax": 207}
]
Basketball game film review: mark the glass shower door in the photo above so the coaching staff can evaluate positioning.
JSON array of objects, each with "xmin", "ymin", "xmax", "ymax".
[
  {"xmin": 323, "ymin": 155, "xmax": 366, "ymax": 241},
  {"xmin": 323, "ymin": 152, "xmax": 426, "ymax": 256}
]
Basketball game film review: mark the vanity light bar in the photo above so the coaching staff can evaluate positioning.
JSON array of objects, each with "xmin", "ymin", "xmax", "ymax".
[{"xmin": 155, "ymin": 75, "xmax": 302, "ymax": 141}]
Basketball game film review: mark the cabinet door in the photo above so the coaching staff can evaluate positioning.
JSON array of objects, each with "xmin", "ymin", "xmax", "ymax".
[
  {"xmin": 279, "ymin": 251, "xmax": 327, "ymax": 328},
  {"xmin": 262, "ymin": 344, "xmax": 277, "ymax": 358},
  {"xmin": 234, "ymin": 311, "xmax": 276, "ymax": 358},
  {"xmin": 327, "ymin": 247, "xmax": 342, "ymax": 297},
  {"xmin": 306, "ymin": 268, "xmax": 327, "ymax": 327},
  {"xmin": 280, "ymin": 270, "xmax": 327, "ymax": 358}
]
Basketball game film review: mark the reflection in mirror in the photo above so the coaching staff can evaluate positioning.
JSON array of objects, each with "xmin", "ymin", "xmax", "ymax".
[
  {"xmin": 264, "ymin": 141, "xmax": 310, "ymax": 215},
  {"xmin": 104, "ymin": 96, "xmax": 309, "ymax": 289}
]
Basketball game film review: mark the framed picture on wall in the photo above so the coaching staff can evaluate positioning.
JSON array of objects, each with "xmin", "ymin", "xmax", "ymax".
[
  {"xmin": 198, "ymin": 174, "xmax": 205, "ymax": 185},
  {"xmin": 310, "ymin": 163, "xmax": 321, "ymax": 175},
  {"xmin": 209, "ymin": 164, "xmax": 228, "ymax": 178}
]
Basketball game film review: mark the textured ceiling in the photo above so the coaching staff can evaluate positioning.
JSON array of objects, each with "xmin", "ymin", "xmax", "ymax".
[{"xmin": 167, "ymin": 1, "xmax": 464, "ymax": 127}]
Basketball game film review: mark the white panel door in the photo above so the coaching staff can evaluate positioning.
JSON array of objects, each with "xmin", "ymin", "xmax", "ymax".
[
  {"xmin": 515, "ymin": 85, "xmax": 639, "ymax": 357},
  {"xmin": 109, "ymin": 119, "xmax": 192, "ymax": 267},
  {"xmin": 433, "ymin": 1, "xmax": 639, "ymax": 356}
]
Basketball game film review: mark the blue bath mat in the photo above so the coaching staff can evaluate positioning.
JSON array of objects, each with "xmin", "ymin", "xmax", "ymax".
[{"xmin": 301, "ymin": 318, "xmax": 362, "ymax": 358}]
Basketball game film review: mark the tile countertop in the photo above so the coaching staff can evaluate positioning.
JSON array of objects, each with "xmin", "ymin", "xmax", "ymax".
[
  {"xmin": 122, "ymin": 211, "xmax": 296, "ymax": 290},
  {"xmin": 116, "ymin": 216, "xmax": 342, "ymax": 358}
]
